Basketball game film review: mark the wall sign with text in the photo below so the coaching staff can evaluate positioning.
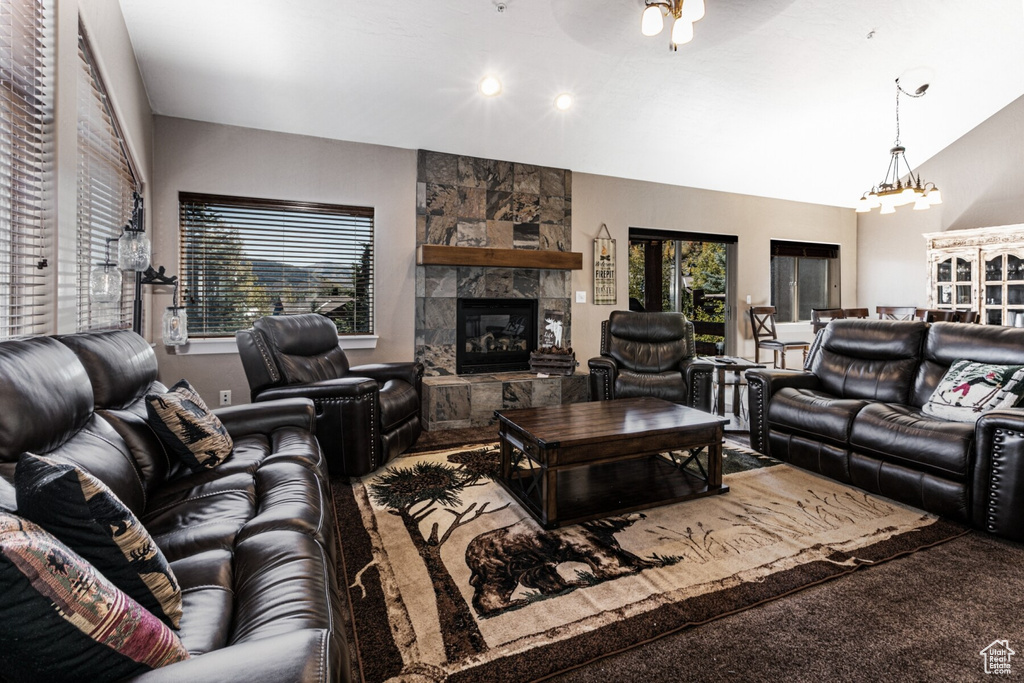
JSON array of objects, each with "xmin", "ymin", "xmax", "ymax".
[{"xmin": 594, "ymin": 223, "xmax": 616, "ymax": 305}]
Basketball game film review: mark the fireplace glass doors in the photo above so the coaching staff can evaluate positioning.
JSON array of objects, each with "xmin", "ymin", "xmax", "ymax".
[{"xmin": 456, "ymin": 298, "xmax": 538, "ymax": 374}]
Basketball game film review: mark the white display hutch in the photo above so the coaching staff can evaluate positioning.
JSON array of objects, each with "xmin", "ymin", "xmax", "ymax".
[{"xmin": 924, "ymin": 224, "xmax": 1024, "ymax": 326}]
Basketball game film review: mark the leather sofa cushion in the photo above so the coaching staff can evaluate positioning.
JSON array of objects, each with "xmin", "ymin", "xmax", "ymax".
[
  {"xmin": 850, "ymin": 402, "xmax": 975, "ymax": 480},
  {"xmin": 910, "ymin": 322, "xmax": 1024, "ymax": 407},
  {"xmin": 605, "ymin": 310, "xmax": 693, "ymax": 373},
  {"xmin": 809, "ymin": 320, "xmax": 927, "ymax": 403},
  {"xmin": 254, "ymin": 315, "xmax": 350, "ymax": 385},
  {"xmin": 767, "ymin": 388, "xmax": 868, "ymax": 446},
  {"xmin": 229, "ymin": 530, "xmax": 340, "ymax": 645},
  {"xmin": 615, "ymin": 370, "xmax": 687, "ymax": 403},
  {"xmin": 171, "ymin": 550, "xmax": 234, "ymax": 656},
  {"xmin": 379, "ymin": 379, "xmax": 421, "ymax": 432},
  {"xmin": 239, "ymin": 461, "xmax": 336, "ymax": 558},
  {"xmin": 57, "ymin": 330, "xmax": 159, "ymax": 411}
]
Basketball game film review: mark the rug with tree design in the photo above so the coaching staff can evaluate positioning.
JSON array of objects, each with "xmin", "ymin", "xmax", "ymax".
[{"xmin": 332, "ymin": 441, "xmax": 966, "ymax": 683}]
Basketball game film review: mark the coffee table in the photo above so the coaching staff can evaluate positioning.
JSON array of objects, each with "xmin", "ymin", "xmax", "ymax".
[{"xmin": 494, "ymin": 397, "xmax": 729, "ymax": 529}]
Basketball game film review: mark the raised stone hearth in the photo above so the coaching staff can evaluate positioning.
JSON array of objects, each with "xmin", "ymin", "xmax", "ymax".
[{"xmin": 421, "ymin": 372, "xmax": 589, "ymax": 431}]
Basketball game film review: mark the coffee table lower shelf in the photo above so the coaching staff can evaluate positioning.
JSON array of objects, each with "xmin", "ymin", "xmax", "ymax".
[{"xmin": 497, "ymin": 453, "xmax": 729, "ymax": 529}]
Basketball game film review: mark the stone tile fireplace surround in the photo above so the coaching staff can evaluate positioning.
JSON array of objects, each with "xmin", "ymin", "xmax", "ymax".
[{"xmin": 415, "ymin": 150, "xmax": 587, "ymax": 430}]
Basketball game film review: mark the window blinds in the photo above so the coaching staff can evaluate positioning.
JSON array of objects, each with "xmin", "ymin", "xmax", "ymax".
[
  {"xmin": 179, "ymin": 192, "xmax": 374, "ymax": 338},
  {"xmin": 0, "ymin": 0, "xmax": 51, "ymax": 339},
  {"xmin": 76, "ymin": 22, "xmax": 137, "ymax": 331}
]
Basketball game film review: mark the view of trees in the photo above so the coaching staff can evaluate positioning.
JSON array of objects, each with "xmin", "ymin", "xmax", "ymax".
[
  {"xmin": 628, "ymin": 239, "xmax": 727, "ymax": 351},
  {"xmin": 181, "ymin": 203, "xmax": 373, "ymax": 336}
]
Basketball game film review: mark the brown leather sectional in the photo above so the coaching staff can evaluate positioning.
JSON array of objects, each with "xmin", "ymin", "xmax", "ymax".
[
  {"xmin": 0, "ymin": 330, "xmax": 349, "ymax": 682},
  {"xmin": 748, "ymin": 319, "xmax": 1024, "ymax": 541}
]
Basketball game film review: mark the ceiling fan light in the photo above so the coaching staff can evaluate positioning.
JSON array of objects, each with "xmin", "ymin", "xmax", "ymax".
[
  {"xmin": 671, "ymin": 18, "xmax": 693, "ymax": 45},
  {"xmin": 641, "ymin": 5, "xmax": 664, "ymax": 36},
  {"xmin": 479, "ymin": 75, "xmax": 502, "ymax": 97},
  {"xmin": 680, "ymin": 0, "xmax": 705, "ymax": 23}
]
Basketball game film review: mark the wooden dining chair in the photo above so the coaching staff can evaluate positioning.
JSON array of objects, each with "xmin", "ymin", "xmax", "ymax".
[
  {"xmin": 843, "ymin": 307, "xmax": 870, "ymax": 319},
  {"xmin": 916, "ymin": 308, "xmax": 956, "ymax": 322},
  {"xmin": 810, "ymin": 308, "xmax": 846, "ymax": 334},
  {"xmin": 876, "ymin": 306, "xmax": 918, "ymax": 320},
  {"xmin": 748, "ymin": 306, "xmax": 810, "ymax": 369},
  {"xmin": 956, "ymin": 310, "xmax": 979, "ymax": 324}
]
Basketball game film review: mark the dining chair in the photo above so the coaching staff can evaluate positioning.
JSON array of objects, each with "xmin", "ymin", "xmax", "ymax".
[
  {"xmin": 748, "ymin": 306, "xmax": 810, "ymax": 369},
  {"xmin": 810, "ymin": 308, "xmax": 846, "ymax": 335},
  {"xmin": 875, "ymin": 306, "xmax": 918, "ymax": 321}
]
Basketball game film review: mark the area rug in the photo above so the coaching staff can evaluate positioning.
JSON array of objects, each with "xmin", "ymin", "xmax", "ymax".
[{"xmin": 332, "ymin": 441, "xmax": 966, "ymax": 683}]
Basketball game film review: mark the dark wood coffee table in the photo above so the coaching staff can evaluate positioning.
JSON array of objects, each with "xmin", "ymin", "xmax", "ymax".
[{"xmin": 494, "ymin": 397, "xmax": 729, "ymax": 528}]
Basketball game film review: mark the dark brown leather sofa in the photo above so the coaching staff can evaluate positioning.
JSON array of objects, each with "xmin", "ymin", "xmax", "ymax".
[
  {"xmin": 748, "ymin": 319, "xmax": 1024, "ymax": 541},
  {"xmin": 236, "ymin": 313, "xmax": 423, "ymax": 477},
  {"xmin": 588, "ymin": 311, "xmax": 713, "ymax": 411},
  {"xmin": 0, "ymin": 330, "xmax": 349, "ymax": 682}
]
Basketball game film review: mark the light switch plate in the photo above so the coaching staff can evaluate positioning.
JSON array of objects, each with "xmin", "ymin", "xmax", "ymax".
[{"xmin": 575, "ymin": 291, "xmax": 587, "ymax": 303}]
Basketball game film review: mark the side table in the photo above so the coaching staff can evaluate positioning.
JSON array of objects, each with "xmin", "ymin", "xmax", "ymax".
[{"xmin": 705, "ymin": 356, "xmax": 764, "ymax": 427}]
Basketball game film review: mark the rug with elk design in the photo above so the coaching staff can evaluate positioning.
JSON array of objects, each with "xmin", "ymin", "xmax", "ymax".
[{"xmin": 331, "ymin": 441, "xmax": 965, "ymax": 683}]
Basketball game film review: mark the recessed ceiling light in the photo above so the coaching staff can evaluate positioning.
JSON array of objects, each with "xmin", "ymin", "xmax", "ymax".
[
  {"xmin": 479, "ymin": 76, "xmax": 502, "ymax": 97},
  {"xmin": 554, "ymin": 93, "xmax": 574, "ymax": 111}
]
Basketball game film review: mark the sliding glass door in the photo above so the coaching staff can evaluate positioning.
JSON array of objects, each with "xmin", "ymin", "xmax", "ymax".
[{"xmin": 628, "ymin": 229, "xmax": 736, "ymax": 356}]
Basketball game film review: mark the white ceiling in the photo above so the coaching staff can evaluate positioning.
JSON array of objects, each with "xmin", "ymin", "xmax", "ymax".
[{"xmin": 118, "ymin": 0, "xmax": 1024, "ymax": 208}]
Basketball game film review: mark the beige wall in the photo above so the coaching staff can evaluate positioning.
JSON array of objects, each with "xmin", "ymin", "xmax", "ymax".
[
  {"xmin": 52, "ymin": 1, "xmax": 154, "ymax": 333},
  {"xmin": 858, "ymin": 94, "xmax": 1024, "ymax": 311},
  {"xmin": 151, "ymin": 117, "xmax": 417, "ymax": 405},
  {"xmin": 570, "ymin": 173, "xmax": 857, "ymax": 365}
]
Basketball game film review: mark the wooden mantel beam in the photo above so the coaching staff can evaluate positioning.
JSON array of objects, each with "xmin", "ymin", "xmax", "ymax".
[{"xmin": 417, "ymin": 245, "xmax": 583, "ymax": 270}]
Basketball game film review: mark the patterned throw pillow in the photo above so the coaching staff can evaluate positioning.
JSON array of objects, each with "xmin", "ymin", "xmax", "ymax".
[
  {"xmin": 922, "ymin": 359, "xmax": 1024, "ymax": 422},
  {"xmin": 0, "ymin": 511, "xmax": 189, "ymax": 681},
  {"xmin": 146, "ymin": 379, "xmax": 233, "ymax": 471},
  {"xmin": 15, "ymin": 454, "xmax": 183, "ymax": 628}
]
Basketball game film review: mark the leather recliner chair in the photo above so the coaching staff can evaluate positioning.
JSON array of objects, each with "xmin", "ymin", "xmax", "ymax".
[
  {"xmin": 587, "ymin": 311, "xmax": 712, "ymax": 412},
  {"xmin": 236, "ymin": 313, "xmax": 423, "ymax": 477}
]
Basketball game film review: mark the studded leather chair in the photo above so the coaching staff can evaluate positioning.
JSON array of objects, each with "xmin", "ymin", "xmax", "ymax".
[
  {"xmin": 587, "ymin": 311, "xmax": 712, "ymax": 411},
  {"xmin": 237, "ymin": 313, "xmax": 423, "ymax": 477}
]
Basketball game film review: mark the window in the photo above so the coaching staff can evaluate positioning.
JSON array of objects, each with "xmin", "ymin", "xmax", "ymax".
[
  {"xmin": 770, "ymin": 240, "xmax": 840, "ymax": 322},
  {"xmin": 179, "ymin": 193, "xmax": 374, "ymax": 338},
  {"xmin": 76, "ymin": 21, "xmax": 138, "ymax": 331},
  {"xmin": 0, "ymin": 0, "xmax": 52, "ymax": 339}
]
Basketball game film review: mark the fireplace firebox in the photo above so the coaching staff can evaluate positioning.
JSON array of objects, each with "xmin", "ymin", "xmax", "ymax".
[{"xmin": 456, "ymin": 298, "xmax": 538, "ymax": 374}]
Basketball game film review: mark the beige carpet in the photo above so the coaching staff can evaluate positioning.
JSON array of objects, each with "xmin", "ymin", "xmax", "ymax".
[{"xmin": 333, "ymin": 442, "xmax": 965, "ymax": 683}]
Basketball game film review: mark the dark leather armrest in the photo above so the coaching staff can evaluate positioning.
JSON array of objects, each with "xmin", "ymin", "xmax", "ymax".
[
  {"xmin": 745, "ymin": 369, "xmax": 822, "ymax": 455},
  {"xmin": 349, "ymin": 361, "xmax": 424, "ymax": 393},
  {"xmin": 214, "ymin": 398, "xmax": 316, "ymax": 438},
  {"xmin": 126, "ymin": 629, "xmax": 346, "ymax": 683},
  {"xmin": 254, "ymin": 377, "xmax": 380, "ymax": 402},
  {"xmin": 974, "ymin": 409, "xmax": 1024, "ymax": 541},
  {"xmin": 680, "ymin": 357, "xmax": 713, "ymax": 412},
  {"xmin": 588, "ymin": 356, "xmax": 619, "ymax": 401}
]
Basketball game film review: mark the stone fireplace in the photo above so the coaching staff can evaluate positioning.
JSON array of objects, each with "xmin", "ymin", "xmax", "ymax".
[{"xmin": 414, "ymin": 150, "xmax": 588, "ymax": 429}]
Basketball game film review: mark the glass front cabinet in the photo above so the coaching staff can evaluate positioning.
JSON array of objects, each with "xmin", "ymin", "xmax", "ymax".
[{"xmin": 925, "ymin": 224, "xmax": 1024, "ymax": 326}]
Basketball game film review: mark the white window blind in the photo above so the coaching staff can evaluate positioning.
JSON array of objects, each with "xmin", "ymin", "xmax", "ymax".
[
  {"xmin": 76, "ymin": 21, "xmax": 137, "ymax": 331},
  {"xmin": 179, "ymin": 192, "xmax": 374, "ymax": 338},
  {"xmin": 0, "ymin": 0, "xmax": 52, "ymax": 339}
]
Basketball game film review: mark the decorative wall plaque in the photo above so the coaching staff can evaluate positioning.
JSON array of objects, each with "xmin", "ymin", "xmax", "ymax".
[{"xmin": 594, "ymin": 223, "xmax": 616, "ymax": 305}]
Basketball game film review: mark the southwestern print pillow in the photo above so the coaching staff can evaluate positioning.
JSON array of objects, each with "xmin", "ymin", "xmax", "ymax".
[
  {"xmin": 146, "ymin": 379, "xmax": 233, "ymax": 471},
  {"xmin": 15, "ymin": 454, "xmax": 183, "ymax": 628},
  {"xmin": 922, "ymin": 359, "xmax": 1024, "ymax": 422},
  {"xmin": 0, "ymin": 511, "xmax": 189, "ymax": 681}
]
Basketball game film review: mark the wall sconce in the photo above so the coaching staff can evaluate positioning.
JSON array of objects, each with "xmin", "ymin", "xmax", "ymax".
[
  {"xmin": 87, "ymin": 191, "xmax": 187, "ymax": 345},
  {"xmin": 161, "ymin": 279, "xmax": 188, "ymax": 346},
  {"xmin": 89, "ymin": 237, "xmax": 122, "ymax": 303}
]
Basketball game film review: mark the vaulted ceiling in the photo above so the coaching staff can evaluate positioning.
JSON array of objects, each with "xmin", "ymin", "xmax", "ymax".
[{"xmin": 118, "ymin": 0, "xmax": 1024, "ymax": 207}]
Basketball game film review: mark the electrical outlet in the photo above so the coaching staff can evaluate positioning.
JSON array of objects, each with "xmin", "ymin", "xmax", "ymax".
[
  {"xmin": 575, "ymin": 291, "xmax": 587, "ymax": 304},
  {"xmin": 219, "ymin": 390, "xmax": 231, "ymax": 406}
]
